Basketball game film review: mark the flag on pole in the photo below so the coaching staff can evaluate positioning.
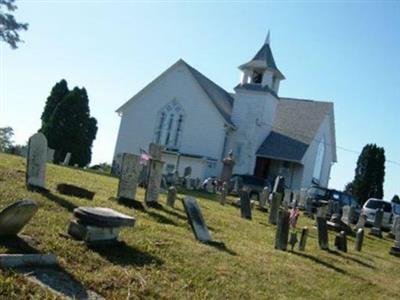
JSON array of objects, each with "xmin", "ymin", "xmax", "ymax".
[
  {"xmin": 289, "ymin": 207, "xmax": 300, "ymax": 229},
  {"xmin": 140, "ymin": 148, "xmax": 151, "ymax": 161}
]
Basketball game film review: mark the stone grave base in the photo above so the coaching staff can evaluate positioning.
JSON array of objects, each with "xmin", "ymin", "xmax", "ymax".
[
  {"xmin": 370, "ymin": 227, "xmax": 382, "ymax": 238},
  {"xmin": 68, "ymin": 220, "xmax": 121, "ymax": 243},
  {"xmin": 57, "ymin": 184, "xmax": 95, "ymax": 200},
  {"xmin": 389, "ymin": 246, "xmax": 400, "ymax": 257}
]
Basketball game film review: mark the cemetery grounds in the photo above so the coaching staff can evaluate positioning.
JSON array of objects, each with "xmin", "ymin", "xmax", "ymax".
[{"xmin": 0, "ymin": 153, "xmax": 399, "ymax": 299}]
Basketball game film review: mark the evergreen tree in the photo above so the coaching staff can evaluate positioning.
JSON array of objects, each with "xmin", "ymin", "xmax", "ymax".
[
  {"xmin": 0, "ymin": 0, "xmax": 28, "ymax": 49},
  {"xmin": 41, "ymin": 79, "xmax": 69, "ymax": 131},
  {"xmin": 43, "ymin": 84, "xmax": 97, "ymax": 167},
  {"xmin": 391, "ymin": 195, "xmax": 400, "ymax": 205},
  {"xmin": 351, "ymin": 144, "xmax": 385, "ymax": 205},
  {"xmin": 0, "ymin": 126, "xmax": 14, "ymax": 152}
]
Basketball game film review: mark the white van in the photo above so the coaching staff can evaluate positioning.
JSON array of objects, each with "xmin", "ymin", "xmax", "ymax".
[{"xmin": 362, "ymin": 198, "xmax": 392, "ymax": 230}]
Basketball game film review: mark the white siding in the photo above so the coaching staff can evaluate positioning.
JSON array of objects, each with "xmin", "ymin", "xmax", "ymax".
[{"xmin": 113, "ymin": 63, "xmax": 227, "ymax": 172}]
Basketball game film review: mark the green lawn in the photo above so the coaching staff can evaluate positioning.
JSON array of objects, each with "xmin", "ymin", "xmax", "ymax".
[{"xmin": 0, "ymin": 153, "xmax": 399, "ymax": 299}]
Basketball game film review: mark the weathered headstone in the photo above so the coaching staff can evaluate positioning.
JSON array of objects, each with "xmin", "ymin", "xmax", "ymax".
[
  {"xmin": 117, "ymin": 153, "xmax": 141, "ymax": 201},
  {"xmin": 0, "ymin": 199, "xmax": 38, "ymax": 237},
  {"xmin": 145, "ymin": 159, "xmax": 165, "ymax": 206},
  {"xmin": 272, "ymin": 176, "xmax": 285, "ymax": 194},
  {"xmin": 240, "ymin": 188, "xmax": 252, "ymax": 220},
  {"xmin": 149, "ymin": 143, "xmax": 163, "ymax": 160},
  {"xmin": 268, "ymin": 193, "xmax": 282, "ymax": 225},
  {"xmin": 183, "ymin": 166, "xmax": 192, "ymax": 178},
  {"xmin": 334, "ymin": 231, "xmax": 347, "ymax": 252},
  {"xmin": 68, "ymin": 207, "xmax": 135, "ymax": 243},
  {"xmin": 283, "ymin": 189, "xmax": 292, "ymax": 205},
  {"xmin": 354, "ymin": 228, "xmax": 364, "ymax": 251},
  {"xmin": 298, "ymin": 188, "xmax": 307, "ymax": 209},
  {"xmin": 166, "ymin": 186, "xmax": 177, "ymax": 208},
  {"xmin": 390, "ymin": 215, "xmax": 400, "ymax": 238},
  {"xmin": 63, "ymin": 152, "xmax": 71, "ymax": 166},
  {"xmin": 220, "ymin": 151, "xmax": 235, "ymax": 183},
  {"xmin": 305, "ymin": 196, "xmax": 314, "ymax": 218},
  {"xmin": 26, "ymin": 132, "xmax": 47, "ymax": 190},
  {"xmin": 46, "ymin": 148, "xmax": 55, "ymax": 163},
  {"xmin": 219, "ymin": 181, "xmax": 228, "ymax": 206},
  {"xmin": 389, "ymin": 221, "xmax": 400, "ymax": 256},
  {"xmin": 275, "ymin": 209, "xmax": 290, "ymax": 251},
  {"xmin": 370, "ymin": 209, "xmax": 383, "ymax": 238},
  {"xmin": 316, "ymin": 216, "xmax": 329, "ymax": 250},
  {"xmin": 355, "ymin": 214, "xmax": 367, "ymax": 230},
  {"xmin": 289, "ymin": 232, "xmax": 298, "ymax": 251},
  {"xmin": 317, "ymin": 205, "xmax": 328, "ymax": 219},
  {"xmin": 298, "ymin": 227, "xmax": 309, "ymax": 251},
  {"xmin": 195, "ymin": 178, "xmax": 201, "ymax": 190},
  {"xmin": 259, "ymin": 186, "xmax": 269, "ymax": 210},
  {"xmin": 291, "ymin": 191, "xmax": 300, "ymax": 208},
  {"xmin": 341, "ymin": 205, "xmax": 351, "ymax": 225},
  {"xmin": 182, "ymin": 197, "xmax": 212, "ymax": 242}
]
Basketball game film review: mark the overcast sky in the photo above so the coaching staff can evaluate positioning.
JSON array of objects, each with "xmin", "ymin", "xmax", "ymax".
[{"xmin": 1, "ymin": 0, "xmax": 399, "ymax": 198}]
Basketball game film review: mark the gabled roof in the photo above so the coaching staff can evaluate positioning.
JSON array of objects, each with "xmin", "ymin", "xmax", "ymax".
[
  {"xmin": 181, "ymin": 60, "xmax": 234, "ymax": 126},
  {"xmin": 116, "ymin": 59, "xmax": 235, "ymax": 127},
  {"xmin": 257, "ymin": 97, "xmax": 337, "ymax": 163}
]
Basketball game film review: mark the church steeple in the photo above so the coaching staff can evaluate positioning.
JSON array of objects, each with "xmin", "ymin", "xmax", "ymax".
[{"xmin": 238, "ymin": 31, "xmax": 285, "ymax": 94}]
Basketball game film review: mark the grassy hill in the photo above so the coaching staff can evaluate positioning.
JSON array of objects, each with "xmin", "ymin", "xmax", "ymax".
[{"xmin": 0, "ymin": 153, "xmax": 399, "ymax": 299}]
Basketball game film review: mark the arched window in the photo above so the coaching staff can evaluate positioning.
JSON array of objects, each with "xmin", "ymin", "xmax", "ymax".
[
  {"xmin": 154, "ymin": 100, "xmax": 185, "ymax": 150},
  {"xmin": 313, "ymin": 137, "xmax": 325, "ymax": 182}
]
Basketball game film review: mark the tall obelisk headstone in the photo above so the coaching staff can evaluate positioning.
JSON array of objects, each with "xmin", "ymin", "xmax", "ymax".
[{"xmin": 220, "ymin": 150, "xmax": 235, "ymax": 184}]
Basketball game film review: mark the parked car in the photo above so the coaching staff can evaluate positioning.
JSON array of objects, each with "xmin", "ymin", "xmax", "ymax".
[
  {"xmin": 229, "ymin": 174, "xmax": 272, "ymax": 200},
  {"xmin": 362, "ymin": 198, "xmax": 393, "ymax": 230}
]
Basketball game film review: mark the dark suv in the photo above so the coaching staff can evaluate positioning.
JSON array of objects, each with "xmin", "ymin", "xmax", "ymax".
[{"xmin": 229, "ymin": 174, "xmax": 271, "ymax": 200}]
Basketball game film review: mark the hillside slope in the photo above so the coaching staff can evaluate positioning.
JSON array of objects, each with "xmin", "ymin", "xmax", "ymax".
[{"xmin": 0, "ymin": 153, "xmax": 399, "ymax": 299}]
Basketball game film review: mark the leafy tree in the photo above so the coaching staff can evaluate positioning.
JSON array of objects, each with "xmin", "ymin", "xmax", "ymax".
[
  {"xmin": 45, "ymin": 85, "xmax": 98, "ymax": 167},
  {"xmin": 391, "ymin": 195, "xmax": 400, "ymax": 205},
  {"xmin": 41, "ymin": 79, "xmax": 69, "ymax": 131},
  {"xmin": 0, "ymin": 126, "xmax": 14, "ymax": 152},
  {"xmin": 351, "ymin": 144, "xmax": 385, "ymax": 205},
  {"xmin": 0, "ymin": 0, "xmax": 28, "ymax": 49}
]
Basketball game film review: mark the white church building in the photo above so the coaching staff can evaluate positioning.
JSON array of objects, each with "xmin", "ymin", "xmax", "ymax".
[{"xmin": 113, "ymin": 34, "xmax": 337, "ymax": 190}]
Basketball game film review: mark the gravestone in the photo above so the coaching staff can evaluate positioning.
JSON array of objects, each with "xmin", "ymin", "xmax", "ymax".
[
  {"xmin": 298, "ymin": 188, "xmax": 307, "ymax": 209},
  {"xmin": 149, "ymin": 143, "xmax": 163, "ymax": 160},
  {"xmin": 63, "ymin": 152, "xmax": 71, "ymax": 166},
  {"xmin": 389, "ymin": 221, "xmax": 400, "ymax": 256},
  {"xmin": 390, "ymin": 215, "xmax": 400, "ymax": 238},
  {"xmin": 317, "ymin": 206, "xmax": 328, "ymax": 219},
  {"xmin": 370, "ymin": 209, "xmax": 383, "ymax": 238},
  {"xmin": 68, "ymin": 207, "xmax": 135, "ymax": 243},
  {"xmin": 47, "ymin": 148, "xmax": 55, "ymax": 163},
  {"xmin": 316, "ymin": 216, "xmax": 329, "ymax": 250},
  {"xmin": 117, "ymin": 153, "xmax": 141, "ymax": 201},
  {"xmin": 182, "ymin": 197, "xmax": 212, "ymax": 242},
  {"xmin": 305, "ymin": 196, "xmax": 314, "ymax": 218},
  {"xmin": 272, "ymin": 176, "xmax": 285, "ymax": 194},
  {"xmin": 240, "ymin": 188, "xmax": 252, "ymax": 220},
  {"xmin": 220, "ymin": 151, "xmax": 235, "ymax": 183},
  {"xmin": 334, "ymin": 231, "xmax": 347, "ymax": 252},
  {"xmin": 355, "ymin": 214, "xmax": 367, "ymax": 230},
  {"xmin": 341, "ymin": 205, "xmax": 351, "ymax": 225},
  {"xmin": 268, "ymin": 193, "xmax": 282, "ymax": 225},
  {"xmin": 283, "ymin": 189, "xmax": 292, "ymax": 205},
  {"xmin": 195, "ymin": 178, "xmax": 201, "ymax": 190},
  {"xmin": 145, "ymin": 159, "xmax": 165, "ymax": 206},
  {"xmin": 298, "ymin": 227, "xmax": 309, "ymax": 251},
  {"xmin": 167, "ymin": 186, "xmax": 177, "ymax": 208},
  {"xmin": 275, "ymin": 209, "xmax": 290, "ymax": 251},
  {"xmin": 219, "ymin": 181, "xmax": 228, "ymax": 206},
  {"xmin": 259, "ymin": 186, "xmax": 269, "ymax": 209},
  {"xmin": 0, "ymin": 199, "xmax": 38, "ymax": 237},
  {"xmin": 291, "ymin": 191, "xmax": 300, "ymax": 208},
  {"xmin": 289, "ymin": 232, "xmax": 298, "ymax": 251},
  {"xmin": 355, "ymin": 228, "xmax": 364, "ymax": 251},
  {"xmin": 183, "ymin": 166, "xmax": 192, "ymax": 178},
  {"xmin": 26, "ymin": 132, "xmax": 47, "ymax": 190}
]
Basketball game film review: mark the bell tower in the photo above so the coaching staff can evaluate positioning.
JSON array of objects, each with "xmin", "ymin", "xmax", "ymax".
[{"xmin": 238, "ymin": 31, "xmax": 285, "ymax": 94}]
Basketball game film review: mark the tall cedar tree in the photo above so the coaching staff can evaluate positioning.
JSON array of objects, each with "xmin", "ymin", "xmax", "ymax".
[
  {"xmin": 391, "ymin": 195, "xmax": 400, "ymax": 205},
  {"xmin": 44, "ymin": 85, "xmax": 97, "ymax": 166},
  {"xmin": 352, "ymin": 144, "xmax": 385, "ymax": 205},
  {"xmin": 41, "ymin": 79, "xmax": 69, "ymax": 134}
]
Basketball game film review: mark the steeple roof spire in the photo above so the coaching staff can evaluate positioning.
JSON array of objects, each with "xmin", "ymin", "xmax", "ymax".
[{"xmin": 265, "ymin": 30, "xmax": 270, "ymax": 45}]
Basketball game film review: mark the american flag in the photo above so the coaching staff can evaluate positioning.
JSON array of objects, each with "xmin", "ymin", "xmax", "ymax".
[
  {"xmin": 140, "ymin": 148, "xmax": 151, "ymax": 161},
  {"xmin": 289, "ymin": 207, "xmax": 300, "ymax": 229}
]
